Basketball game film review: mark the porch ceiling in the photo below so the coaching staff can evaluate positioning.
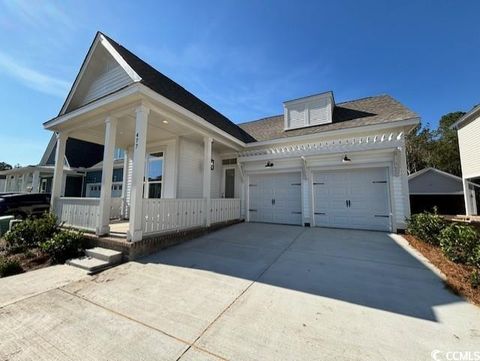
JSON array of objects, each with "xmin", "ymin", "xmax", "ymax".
[{"xmin": 65, "ymin": 107, "xmax": 202, "ymax": 149}]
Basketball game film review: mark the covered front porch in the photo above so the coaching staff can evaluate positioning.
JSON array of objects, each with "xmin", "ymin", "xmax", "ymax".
[{"xmin": 45, "ymin": 90, "xmax": 244, "ymax": 242}]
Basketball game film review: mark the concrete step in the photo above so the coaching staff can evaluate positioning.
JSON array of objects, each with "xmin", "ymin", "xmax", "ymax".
[
  {"xmin": 67, "ymin": 257, "xmax": 111, "ymax": 274},
  {"xmin": 85, "ymin": 247, "xmax": 123, "ymax": 264}
]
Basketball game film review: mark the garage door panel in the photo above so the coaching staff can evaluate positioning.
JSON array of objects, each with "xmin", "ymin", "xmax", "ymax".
[
  {"xmin": 248, "ymin": 172, "xmax": 302, "ymax": 226},
  {"xmin": 313, "ymin": 168, "xmax": 391, "ymax": 232}
]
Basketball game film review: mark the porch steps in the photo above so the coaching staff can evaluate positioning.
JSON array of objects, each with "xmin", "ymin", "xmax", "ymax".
[{"xmin": 67, "ymin": 247, "xmax": 123, "ymax": 274}]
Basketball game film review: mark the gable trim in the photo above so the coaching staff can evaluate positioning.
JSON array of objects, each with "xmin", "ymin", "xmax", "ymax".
[
  {"xmin": 408, "ymin": 167, "xmax": 462, "ymax": 182},
  {"xmin": 39, "ymin": 134, "xmax": 57, "ymax": 166},
  {"xmin": 59, "ymin": 32, "xmax": 141, "ymax": 116}
]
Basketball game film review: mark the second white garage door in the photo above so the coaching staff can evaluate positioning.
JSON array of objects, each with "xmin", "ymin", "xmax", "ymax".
[
  {"xmin": 313, "ymin": 167, "xmax": 391, "ymax": 231},
  {"xmin": 249, "ymin": 172, "xmax": 302, "ymax": 225}
]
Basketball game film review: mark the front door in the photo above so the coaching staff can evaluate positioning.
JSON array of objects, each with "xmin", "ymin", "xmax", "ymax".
[{"xmin": 224, "ymin": 168, "xmax": 235, "ymax": 198}]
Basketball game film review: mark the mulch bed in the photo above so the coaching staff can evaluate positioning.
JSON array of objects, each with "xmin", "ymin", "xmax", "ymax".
[
  {"xmin": 404, "ymin": 234, "xmax": 480, "ymax": 305},
  {"xmin": 0, "ymin": 239, "xmax": 52, "ymax": 276}
]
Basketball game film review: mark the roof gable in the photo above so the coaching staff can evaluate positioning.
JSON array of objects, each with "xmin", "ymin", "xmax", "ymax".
[
  {"xmin": 40, "ymin": 135, "xmax": 104, "ymax": 169},
  {"xmin": 101, "ymin": 33, "xmax": 256, "ymax": 143},
  {"xmin": 59, "ymin": 33, "xmax": 140, "ymax": 115},
  {"xmin": 408, "ymin": 168, "xmax": 463, "ymax": 195}
]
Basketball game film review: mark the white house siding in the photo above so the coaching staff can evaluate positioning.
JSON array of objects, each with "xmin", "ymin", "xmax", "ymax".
[
  {"xmin": 458, "ymin": 115, "xmax": 480, "ymax": 179},
  {"xmin": 67, "ymin": 45, "xmax": 133, "ymax": 111},
  {"xmin": 210, "ymin": 149, "xmax": 223, "ymax": 198},
  {"xmin": 392, "ymin": 176, "xmax": 406, "ymax": 227},
  {"xmin": 177, "ymin": 138, "xmax": 204, "ymax": 198}
]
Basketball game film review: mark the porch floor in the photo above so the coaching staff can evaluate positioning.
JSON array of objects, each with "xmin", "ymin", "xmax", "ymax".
[{"xmin": 110, "ymin": 221, "xmax": 129, "ymax": 234}]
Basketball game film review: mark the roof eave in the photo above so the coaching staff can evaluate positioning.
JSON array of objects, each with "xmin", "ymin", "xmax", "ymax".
[
  {"xmin": 243, "ymin": 116, "xmax": 420, "ymax": 148},
  {"xmin": 450, "ymin": 105, "xmax": 480, "ymax": 130}
]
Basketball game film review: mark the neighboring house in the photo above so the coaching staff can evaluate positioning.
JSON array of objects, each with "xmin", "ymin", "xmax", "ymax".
[
  {"xmin": 0, "ymin": 175, "xmax": 5, "ymax": 193},
  {"xmin": 83, "ymin": 157, "xmax": 125, "ymax": 198},
  {"xmin": 408, "ymin": 168, "xmax": 465, "ymax": 215},
  {"xmin": 0, "ymin": 135, "xmax": 104, "ymax": 196},
  {"xmin": 44, "ymin": 32, "xmax": 419, "ymax": 241},
  {"xmin": 451, "ymin": 106, "xmax": 480, "ymax": 215}
]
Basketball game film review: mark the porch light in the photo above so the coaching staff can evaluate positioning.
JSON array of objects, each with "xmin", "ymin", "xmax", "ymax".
[
  {"xmin": 162, "ymin": 120, "xmax": 169, "ymax": 124},
  {"xmin": 265, "ymin": 161, "xmax": 274, "ymax": 168},
  {"xmin": 210, "ymin": 159, "xmax": 215, "ymax": 170},
  {"xmin": 342, "ymin": 154, "xmax": 352, "ymax": 163}
]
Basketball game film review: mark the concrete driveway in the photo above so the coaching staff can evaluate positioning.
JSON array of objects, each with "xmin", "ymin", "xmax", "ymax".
[{"xmin": 1, "ymin": 223, "xmax": 479, "ymax": 361}]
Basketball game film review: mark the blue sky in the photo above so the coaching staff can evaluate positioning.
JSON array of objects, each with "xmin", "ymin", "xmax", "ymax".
[{"xmin": 0, "ymin": 0, "xmax": 479, "ymax": 166}]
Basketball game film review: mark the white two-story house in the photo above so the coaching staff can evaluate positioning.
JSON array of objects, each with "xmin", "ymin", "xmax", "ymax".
[
  {"xmin": 452, "ymin": 105, "xmax": 480, "ymax": 215},
  {"xmin": 44, "ymin": 32, "xmax": 419, "ymax": 242}
]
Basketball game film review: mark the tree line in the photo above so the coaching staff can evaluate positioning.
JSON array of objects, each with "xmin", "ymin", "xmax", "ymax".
[{"xmin": 405, "ymin": 111, "xmax": 464, "ymax": 177}]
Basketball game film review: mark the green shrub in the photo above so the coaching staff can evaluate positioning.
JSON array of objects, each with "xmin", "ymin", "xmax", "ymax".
[
  {"xmin": 439, "ymin": 223, "xmax": 480, "ymax": 265},
  {"xmin": 471, "ymin": 270, "xmax": 480, "ymax": 289},
  {"xmin": 0, "ymin": 256, "xmax": 23, "ymax": 277},
  {"xmin": 40, "ymin": 229, "xmax": 85, "ymax": 264},
  {"xmin": 4, "ymin": 213, "xmax": 59, "ymax": 253},
  {"xmin": 407, "ymin": 210, "xmax": 447, "ymax": 246}
]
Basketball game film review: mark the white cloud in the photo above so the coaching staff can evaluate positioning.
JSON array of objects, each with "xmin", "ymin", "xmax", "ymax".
[
  {"xmin": 1, "ymin": 0, "xmax": 74, "ymax": 30},
  {"xmin": 0, "ymin": 52, "xmax": 70, "ymax": 97}
]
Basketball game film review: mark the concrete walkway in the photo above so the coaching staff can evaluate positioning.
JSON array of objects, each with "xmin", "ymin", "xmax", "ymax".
[{"xmin": 1, "ymin": 223, "xmax": 479, "ymax": 360}]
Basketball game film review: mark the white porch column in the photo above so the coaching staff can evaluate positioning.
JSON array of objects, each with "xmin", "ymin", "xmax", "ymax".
[
  {"xmin": 50, "ymin": 132, "xmax": 68, "ymax": 210},
  {"xmin": 462, "ymin": 178, "xmax": 478, "ymax": 216},
  {"xmin": 463, "ymin": 178, "xmax": 471, "ymax": 216},
  {"xmin": 32, "ymin": 171, "xmax": 40, "ymax": 193},
  {"xmin": 121, "ymin": 148, "xmax": 129, "ymax": 219},
  {"xmin": 203, "ymin": 136, "xmax": 212, "ymax": 227},
  {"xmin": 128, "ymin": 105, "xmax": 149, "ymax": 242},
  {"xmin": 96, "ymin": 116, "xmax": 118, "ymax": 236}
]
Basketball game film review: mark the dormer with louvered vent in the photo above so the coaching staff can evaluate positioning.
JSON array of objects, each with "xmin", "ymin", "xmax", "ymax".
[{"xmin": 283, "ymin": 91, "xmax": 334, "ymax": 130}]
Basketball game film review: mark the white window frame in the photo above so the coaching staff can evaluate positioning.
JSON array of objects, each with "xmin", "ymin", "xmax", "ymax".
[{"xmin": 144, "ymin": 151, "xmax": 164, "ymax": 199}]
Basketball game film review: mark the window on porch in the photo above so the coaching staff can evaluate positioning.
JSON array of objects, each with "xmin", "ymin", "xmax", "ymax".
[{"xmin": 144, "ymin": 152, "xmax": 163, "ymax": 199}]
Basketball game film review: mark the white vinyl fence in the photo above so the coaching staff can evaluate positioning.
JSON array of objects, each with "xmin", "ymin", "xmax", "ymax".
[{"xmin": 55, "ymin": 197, "xmax": 100, "ymax": 231}]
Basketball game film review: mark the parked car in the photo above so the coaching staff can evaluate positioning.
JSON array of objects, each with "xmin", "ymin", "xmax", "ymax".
[{"xmin": 0, "ymin": 193, "xmax": 51, "ymax": 218}]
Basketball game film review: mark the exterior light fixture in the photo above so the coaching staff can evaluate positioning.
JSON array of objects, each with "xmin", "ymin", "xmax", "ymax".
[
  {"xmin": 162, "ymin": 120, "xmax": 169, "ymax": 124},
  {"xmin": 210, "ymin": 159, "xmax": 215, "ymax": 170},
  {"xmin": 342, "ymin": 154, "xmax": 352, "ymax": 163},
  {"xmin": 265, "ymin": 161, "xmax": 274, "ymax": 168}
]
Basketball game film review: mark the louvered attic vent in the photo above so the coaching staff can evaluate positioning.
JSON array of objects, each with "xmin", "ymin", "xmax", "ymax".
[{"xmin": 283, "ymin": 91, "xmax": 334, "ymax": 130}]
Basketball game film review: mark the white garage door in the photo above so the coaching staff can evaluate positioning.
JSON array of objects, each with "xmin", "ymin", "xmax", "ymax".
[
  {"xmin": 313, "ymin": 168, "xmax": 391, "ymax": 231},
  {"xmin": 249, "ymin": 172, "xmax": 302, "ymax": 225}
]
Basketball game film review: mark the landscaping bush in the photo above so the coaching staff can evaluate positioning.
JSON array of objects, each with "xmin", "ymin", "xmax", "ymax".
[
  {"xmin": 439, "ymin": 223, "xmax": 480, "ymax": 265},
  {"xmin": 4, "ymin": 213, "xmax": 59, "ymax": 253},
  {"xmin": 471, "ymin": 270, "xmax": 480, "ymax": 289},
  {"xmin": 407, "ymin": 209, "xmax": 447, "ymax": 246},
  {"xmin": 40, "ymin": 229, "xmax": 86, "ymax": 264},
  {"xmin": 0, "ymin": 256, "xmax": 23, "ymax": 277}
]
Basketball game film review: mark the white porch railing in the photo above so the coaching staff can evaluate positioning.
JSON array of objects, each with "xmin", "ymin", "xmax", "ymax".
[
  {"xmin": 56, "ymin": 197, "xmax": 241, "ymax": 236},
  {"xmin": 55, "ymin": 197, "xmax": 100, "ymax": 232},
  {"xmin": 211, "ymin": 199, "xmax": 241, "ymax": 224},
  {"xmin": 143, "ymin": 198, "xmax": 205, "ymax": 235},
  {"xmin": 110, "ymin": 197, "xmax": 123, "ymax": 220},
  {"xmin": 142, "ymin": 198, "xmax": 241, "ymax": 235}
]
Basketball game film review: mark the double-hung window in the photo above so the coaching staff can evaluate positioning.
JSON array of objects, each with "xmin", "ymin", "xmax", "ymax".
[{"xmin": 144, "ymin": 152, "xmax": 163, "ymax": 198}]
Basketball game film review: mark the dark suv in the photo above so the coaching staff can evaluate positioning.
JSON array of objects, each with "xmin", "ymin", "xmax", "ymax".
[{"xmin": 0, "ymin": 193, "xmax": 51, "ymax": 218}]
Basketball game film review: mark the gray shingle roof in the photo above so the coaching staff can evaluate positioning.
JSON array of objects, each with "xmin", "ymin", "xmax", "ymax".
[{"xmin": 238, "ymin": 95, "xmax": 419, "ymax": 142}]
